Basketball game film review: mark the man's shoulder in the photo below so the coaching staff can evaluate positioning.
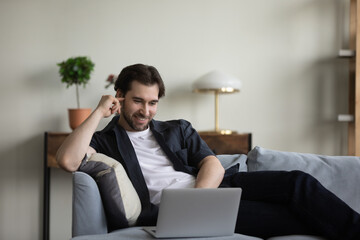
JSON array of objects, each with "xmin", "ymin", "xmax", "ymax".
[
  {"xmin": 93, "ymin": 115, "xmax": 120, "ymax": 137},
  {"xmin": 97, "ymin": 115, "xmax": 120, "ymax": 133},
  {"xmin": 151, "ymin": 119, "xmax": 191, "ymax": 131}
]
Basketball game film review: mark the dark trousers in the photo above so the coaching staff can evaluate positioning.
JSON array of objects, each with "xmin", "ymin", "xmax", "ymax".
[{"xmin": 222, "ymin": 170, "xmax": 360, "ymax": 240}]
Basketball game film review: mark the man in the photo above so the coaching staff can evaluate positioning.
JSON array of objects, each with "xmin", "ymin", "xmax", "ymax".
[{"xmin": 57, "ymin": 64, "xmax": 360, "ymax": 240}]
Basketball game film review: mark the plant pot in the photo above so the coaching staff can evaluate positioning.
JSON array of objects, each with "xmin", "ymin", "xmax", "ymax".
[{"xmin": 68, "ymin": 108, "xmax": 92, "ymax": 130}]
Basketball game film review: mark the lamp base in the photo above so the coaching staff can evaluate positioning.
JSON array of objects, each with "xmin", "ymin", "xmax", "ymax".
[{"xmin": 199, "ymin": 130, "xmax": 237, "ymax": 135}]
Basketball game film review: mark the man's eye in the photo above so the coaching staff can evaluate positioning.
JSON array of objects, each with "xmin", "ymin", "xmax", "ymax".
[{"xmin": 150, "ymin": 102, "xmax": 157, "ymax": 106}]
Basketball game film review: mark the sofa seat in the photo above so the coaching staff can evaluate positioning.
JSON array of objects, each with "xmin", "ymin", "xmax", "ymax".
[
  {"xmin": 71, "ymin": 226, "xmax": 263, "ymax": 240},
  {"xmin": 71, "ymin": 226, "xmax": 326, "ymax": 240}
]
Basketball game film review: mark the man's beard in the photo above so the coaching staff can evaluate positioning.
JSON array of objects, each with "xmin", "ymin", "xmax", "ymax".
[{"xmin": 122, "ymin": 105, "xmax": 151, "ymax": 131}]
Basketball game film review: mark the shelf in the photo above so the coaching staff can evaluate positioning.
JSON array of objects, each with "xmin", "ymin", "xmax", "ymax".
[
  {"xmin": 338, "ymin": 114, "xmax": 355, "ymax": 122},
  {"xmin": 338, "ymin": 49, "xmax": 356, "ymax": 58}
]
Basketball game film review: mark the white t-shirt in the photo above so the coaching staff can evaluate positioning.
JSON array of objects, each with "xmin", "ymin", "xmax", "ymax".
[{"xmin": 127, "ymin": 128, "xmax": 196, "ymax": 206}]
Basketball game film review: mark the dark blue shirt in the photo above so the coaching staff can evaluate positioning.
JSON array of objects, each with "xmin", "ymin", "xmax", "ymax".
[{"xmin": 89, "ymin": 115, "xmax": 215, "ymax": 226}]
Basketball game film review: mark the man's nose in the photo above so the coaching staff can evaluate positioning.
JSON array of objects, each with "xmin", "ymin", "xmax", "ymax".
[{"xmin": 140, "ymin": 104, "xmax": 149, "ymax": 115}]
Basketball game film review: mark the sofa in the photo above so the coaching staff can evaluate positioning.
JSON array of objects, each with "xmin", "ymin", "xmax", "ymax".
[{"xmin": 70, "ymin": 146, "xmax": 360, "ymax": 240}]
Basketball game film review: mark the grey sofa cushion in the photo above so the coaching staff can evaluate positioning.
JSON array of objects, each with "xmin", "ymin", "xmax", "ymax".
[
  {"xmin": 217, "ymin": 154, "xmax": 248, "ymax": 172},
  {"xmin": 247, "ymin": 146, "xmax": 360, "ymax": 213},
  {"xmin": 72, "ymin": 171, "xmax": 107, "ymax": 237},
  {"xmin": 71, "ymin": 226, "xmax": 263, "ymax": 240}
]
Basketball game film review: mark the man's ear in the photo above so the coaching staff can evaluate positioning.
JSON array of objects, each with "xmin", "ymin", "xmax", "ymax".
[{"xmin": 116, "ymin": 90, "xmax": 124, "ymax": 98}]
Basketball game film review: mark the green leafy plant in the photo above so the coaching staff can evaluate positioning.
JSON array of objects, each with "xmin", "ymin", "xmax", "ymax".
[{"xmin": 57, "ymin": 56, "xmax": 95, "ymax": 108}]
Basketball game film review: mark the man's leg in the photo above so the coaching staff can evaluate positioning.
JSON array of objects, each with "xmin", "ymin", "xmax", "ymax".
[
  {"xmin": 236, "ymin": 200, "xmax": 319, "ymax": 238},
  {"xmin": 226, "ymin": 170, "xmax": 360, "ymax": 240}
]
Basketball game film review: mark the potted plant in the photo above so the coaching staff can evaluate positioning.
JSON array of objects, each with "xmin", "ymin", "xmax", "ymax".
[{"xmin": 57, "ymin": 56, "xmax": 95, "ymax": 130}]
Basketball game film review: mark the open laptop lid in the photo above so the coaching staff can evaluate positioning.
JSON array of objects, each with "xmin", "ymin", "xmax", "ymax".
[{"xmin": 144, "ymin": 188, "xmax": 242, "ymax": 238}]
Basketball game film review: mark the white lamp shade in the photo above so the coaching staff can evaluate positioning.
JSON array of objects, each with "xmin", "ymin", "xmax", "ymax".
[{"xmin": 193, "ymin": 70, "xmax": 242, "ymax": 93}]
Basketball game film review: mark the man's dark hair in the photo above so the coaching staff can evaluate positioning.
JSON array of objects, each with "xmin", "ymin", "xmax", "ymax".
[{"xmin": 114, "ymin": 64, "xmax": 165, "ymax": 98}]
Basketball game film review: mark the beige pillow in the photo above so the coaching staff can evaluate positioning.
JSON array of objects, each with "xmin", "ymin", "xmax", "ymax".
[{"xmin": 79, "ymin": 153, "xmax": 141, "ymax": 228}]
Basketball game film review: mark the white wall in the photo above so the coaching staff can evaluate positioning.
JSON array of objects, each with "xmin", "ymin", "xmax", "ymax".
[{"xmin": 0, "ymin": 0, "xmax": 349, "ymax": 239}]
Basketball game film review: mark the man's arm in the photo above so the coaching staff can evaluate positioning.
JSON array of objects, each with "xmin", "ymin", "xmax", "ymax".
[
  {"xmin": 56, "ymin": 95, "xmax": 123, "ymax": 172},
  {"xmin": 194, "ymin": 155, "xmax": 225, "ymax": 188}
]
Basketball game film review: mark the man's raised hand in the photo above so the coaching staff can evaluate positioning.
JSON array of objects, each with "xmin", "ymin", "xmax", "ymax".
[{"xmin": 96, "ymin": 95, "xmax": 124, "ymax": 118}]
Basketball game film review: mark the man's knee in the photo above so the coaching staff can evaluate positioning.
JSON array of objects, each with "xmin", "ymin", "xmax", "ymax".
[
  {"xmin": 288, "ymin": 170, "xmax": 321, "ymax": 194},
  {"xmin": 289, "ymin": 170, "xmax": 316, "ymax": 182}
]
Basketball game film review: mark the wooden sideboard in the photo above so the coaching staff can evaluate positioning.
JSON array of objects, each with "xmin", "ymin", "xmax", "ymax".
[
  {"xmin": 45, "ymin": 132, "xmax": 69, "ymax": 168},
  {"xmin": 199, "ymin": 132, "xmax": 252, "ymax": 155},
  {"xmin": 43, "ymin": 131, "xmax": 251, "ymax": 240},
  {"xmin": 43, "ymin": 132, "xmax": 70, "ymax": 240}
]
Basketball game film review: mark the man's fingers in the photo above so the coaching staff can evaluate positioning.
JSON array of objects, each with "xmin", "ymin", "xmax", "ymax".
[
  {"xmin": 97, "ymin": 95, "xmax": 123, "ymax": 117},
  {"xmin": 111, "ymin": 104, "xmax": 120, "ymax": 113},
  {"xmin": 110, "ymin": 97, "xmax": 123, "ymax": 114},
  {"xmin": 114, "ymin": 97, "xmax": 124, "ymax": 114}
]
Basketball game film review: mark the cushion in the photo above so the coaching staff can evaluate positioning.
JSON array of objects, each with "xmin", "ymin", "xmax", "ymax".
[
  {"xmin": 78, "ymin": 153, "xmax": 141, "ymax": 231},
  {"xmin": 217, "ymin": 154, "xmax": 248, "ymax": 172},
  {"xmin": 247, "ymin": 146, "xmax": 360, "ymax": 213}
]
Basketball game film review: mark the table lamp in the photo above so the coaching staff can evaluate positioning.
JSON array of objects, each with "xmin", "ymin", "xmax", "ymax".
[{"xmin": 193, "ymin": 70, "xmax": 242, "ymax": 135}]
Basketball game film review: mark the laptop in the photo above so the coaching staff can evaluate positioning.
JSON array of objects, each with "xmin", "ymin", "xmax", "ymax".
[{"xmin": 143, "ymin": 188, "xmax": 242, "ymax": 238}]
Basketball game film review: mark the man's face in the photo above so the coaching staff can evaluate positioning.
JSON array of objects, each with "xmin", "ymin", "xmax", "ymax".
[{"xmin": 118, "ymin": 80, "xmax": 159, "ymax": 131}]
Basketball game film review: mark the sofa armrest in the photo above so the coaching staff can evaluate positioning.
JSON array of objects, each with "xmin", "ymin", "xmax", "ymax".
[{"xmin": 72, "ymin": 171, "xmax": 108, "ymax": 237}]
